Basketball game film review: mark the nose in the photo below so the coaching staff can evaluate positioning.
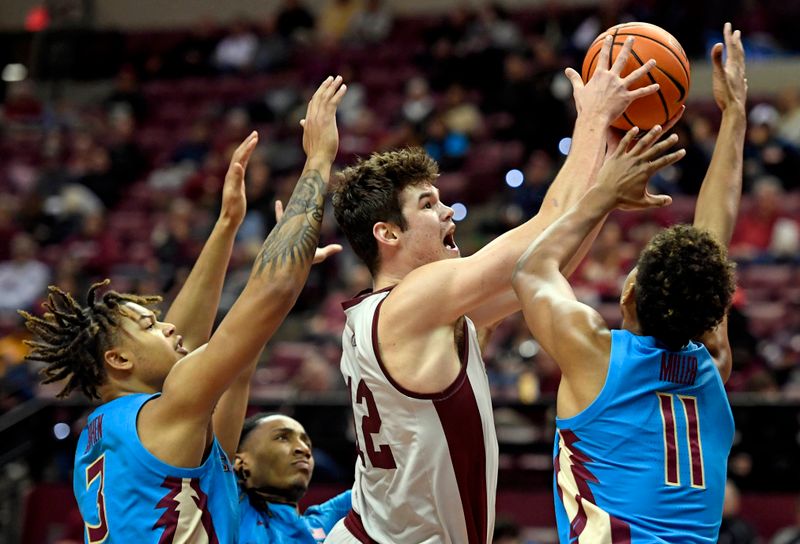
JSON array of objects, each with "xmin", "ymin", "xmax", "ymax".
[
  {"xmin": 295, "ymin": 440, "xmax": 311, "ymax": 458},
  {"xmin": 442, "ymin": 203, "xmax": 454, "ymax": 222},
  {"xmin": 162, "ymin": 322, "xmax": 176, "ymax": 337}
]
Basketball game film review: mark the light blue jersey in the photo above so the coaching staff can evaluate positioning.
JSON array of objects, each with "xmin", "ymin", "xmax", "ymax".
[
  {"xmin": 238, "ymin": 490, "xmax": 352, "ymax": 543},
  {"xmin": 554, "ymin": 330, "xmax": 734, "ymax": 543},
  {"xmin": 74, "ymin": 393, "xmax": 239, "ymax": 543}
]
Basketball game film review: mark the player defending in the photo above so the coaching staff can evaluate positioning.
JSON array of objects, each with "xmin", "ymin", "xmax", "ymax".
[
  {"xmin": 325, "ymin": 37, "xmax": 662, "ymax": 544},
  {"xmin": 235, "ymin": 413, "xmax": 352, "ymax": 543},
  {"xmin": 20, "ymin": 76, "xmax": 347, "ymax": 542},
  {"xmin": 511, "ymin": 23, "xmax": 746, "ymax": 542}
]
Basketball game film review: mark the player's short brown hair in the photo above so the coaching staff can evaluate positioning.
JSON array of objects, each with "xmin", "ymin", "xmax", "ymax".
[
  {"xmin": 20, "ymin": 280, "xmax": 161, "ymax": 399},
  {"xmin": 332, "ymin": 147, "xmax": 439, "ymax": 274},
  {"xmin": 635, "ymin": 225, "xmax": 735, "ymax": 350}
]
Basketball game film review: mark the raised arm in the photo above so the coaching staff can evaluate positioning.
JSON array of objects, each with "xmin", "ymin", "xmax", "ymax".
[
  {"xmin": 139, "ymin": 76, "xmax": 347, "ymax": 465},
  {"xmin": 390, "ymin": 36, "xmax": 662, "ymax": 330},
  {"xmin": 163, "ymin": 133, "xmax": 257, "ymax": 351},
  {"xmin": 512, "ymin": 128, "xmax": 682, "ymax": 410},
  {"xmin": 213, "ymin": 201, "xmax": 342, "ymax": 458},
  {"xmin": 693, "ymin": 23, "xmax": 747, "ymax": 381}
]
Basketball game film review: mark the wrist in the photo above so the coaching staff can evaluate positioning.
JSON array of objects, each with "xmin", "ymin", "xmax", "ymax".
[
  {"xmin": 304, "ymin": 156, "xmax": 333, "ymax": 182},
  {"xmin": 585, "ymin": 184, "xmax": 619, "ymax": 214},
  {"xmin": 215, "ymin": 214, "xmax": 242, "ymax": 232},
  {"xmin": 721, "ymin": 105, "xmax": 747, "ymax": 125}
]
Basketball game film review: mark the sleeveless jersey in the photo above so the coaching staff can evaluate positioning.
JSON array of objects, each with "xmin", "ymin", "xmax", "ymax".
[
  {"xmin": 553, "ymin": 330, "xmax": 734, "ymax": 543},
  {"xmin": 335, "ymin": 288, "xmax": 498, "ymax": 544},
  {"xmin": 74, "ymin": 393, "xmax": 240, "ymax": 543}
]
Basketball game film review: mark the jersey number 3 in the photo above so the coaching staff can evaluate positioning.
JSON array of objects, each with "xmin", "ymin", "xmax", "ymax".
[
  {"xmin": 85, "ymin": 454, "xmax": 109, "ymax": 543},
  {"xmin": 348, "ymin": 377, "xmax": 397, "ymax": 469},
  {"xmin": 657, "ymin": 393, "xmax": 705, "ymax": 489}
]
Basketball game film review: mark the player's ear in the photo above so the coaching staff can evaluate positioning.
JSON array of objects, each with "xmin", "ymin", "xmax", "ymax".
[
  {"xmin": 373, "ymin": 221, "xmax": 401, "ymax": 248},
  {"xmin": 104, "ymin": 348, "xmax": 132, "ymax": 371},
  {"xmin": 233, "ymin": 453, "xmax": 250, "ymax": 482}
]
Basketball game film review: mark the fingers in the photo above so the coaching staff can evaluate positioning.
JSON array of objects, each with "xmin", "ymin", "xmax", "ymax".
[
  {"xmin": 631, "ymin": 125, "xmax": 664, "ymax": 154},
  {"xmin": 641, "ymin": 132, "xmax": 679, "ymax": 161},
  {"xmin": 274, "ymin": 200, "xmax": 284, "ymax": 222},
  {"xmin": 623, "ymin": 59, "xmax": 656, "ymax": 87},
  {"xmin": 611, "ymin": 36, "xmax": 634, "ymax": 75},
  {"xmin": 711, "ymin": 42, "xmax": 724, "ymax": 68},
  {"xmin": 648, "ymin": 148, "xmax": 686, "ymax": 171},
  {"xmin": 627, "ymin": 83, "xmax": 660, "ymax": 101},
  {"xmin": 644, "ymin": 192, "xmax": 673, "ymax": 208},
  {"xmin": 614, "ymin": 126, "xmax": 640, "ymax": 156},
  {"xmin": 564, "ymin": 67, "xmax": 584, "ymax": 92},
  {"xmin": 238, "ymin": 132, "xmax": 258, "ymax": 171},
  {"xmin": 232, "ymin": 131, "xmax": 258, "ymax": 164},
  {"xmin": 313, "ymin": 244, "xmax": 343, "ymax": 264},
  {"xmin": 331, "ymin": 81, "xmax": 348, "ymax": 106},
  {"xmin": 662, "ymin": 106, "xmax": 685, "ymax": 133},
  {"xmin": 597, "ymin": 35, "xmax": 613, "ymax": 73}
]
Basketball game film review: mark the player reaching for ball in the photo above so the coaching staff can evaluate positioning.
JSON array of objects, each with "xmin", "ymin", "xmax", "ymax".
[
  {"xmin": 512, "ymin": 23, "xmax": 747, "ymax": 543},
  {"xmin": 323, "ymin": 37, "xmax": 661, "ymax": 544},
  {"xmin": 19, "ymin": 76, "xmax": 347, "ymax": 542}
]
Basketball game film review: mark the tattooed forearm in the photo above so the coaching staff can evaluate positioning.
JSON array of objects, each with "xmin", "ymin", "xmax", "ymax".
[{"xmin": 254, "ymin": 170, "xmax": 325, "ymax": 278}]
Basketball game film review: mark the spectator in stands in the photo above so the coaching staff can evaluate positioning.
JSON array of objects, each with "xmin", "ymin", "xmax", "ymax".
[
  {"xmin": 318, "ymin": 0, "xmax": 362, "ymax": 43},
  {"xmin": 0, "ymin": 233, "xmax": 49, "ymax": 315},
  {"xmin": 107, "ymin": 109, "xmax": 146, "ymax": 190},
  {"xmin": 441, "ymin": 84, "xmax": 483, "ymax": 138},
  {"xmin": 731, "ymin": 176, "xmax": 795, "ymax": 262},
  {"xmin": 105, "ymin": 66, "xmax": 146, "ymax": 121},
  {"xmin": 213, "ymin": 20, "xmax": 259, "ymax": 73},
  {"xmin": 401, "ymin": 76, "xmax": 435, "ymax": 127},
  {"xmin": 346, "ymin": 0, "xmax": 393, "ymax": 44},
  {"xmin": 777, "ymin": 86, "xmax": 800, "ymax": 147},
  {"xmin": 718, "ymin": 480, "xmax": 761, "ymax": 544},
  {"xmin": 254, "ymin": 16, "xmax": 291, "ymax": 71},
  {"xmin": 422, "ymin": 115, "xmax": 468, "ymax": 170},
  {"xmin": 771, "ymin": 495, "xmax": 800, "ymax": 544},
  {"xmin": 744, "ymin": 103, "xmax": 800, "ymax": 191},
  {"xmin": 63, "ymin": 212, "xmax": 121, "ymax": 278},
  {"xmin": 276, "ymin": 0, "xmax": 315, "ymax": 43}
]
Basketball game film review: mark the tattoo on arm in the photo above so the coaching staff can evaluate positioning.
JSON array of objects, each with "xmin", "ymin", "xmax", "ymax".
[{"xmin": 255, "ymin": 170, "xmax": 325, "ymax": 278}]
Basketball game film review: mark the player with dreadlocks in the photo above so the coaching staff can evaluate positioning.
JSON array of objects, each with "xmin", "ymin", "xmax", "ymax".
[{"xmin": 21, "ymin": 76, "xmax": 347, "ymax": 543}]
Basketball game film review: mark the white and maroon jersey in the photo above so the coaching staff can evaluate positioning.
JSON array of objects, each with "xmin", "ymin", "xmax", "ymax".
[{"xmin": 337, "ymin": 287, "xmax": 498, "ymax": 544}]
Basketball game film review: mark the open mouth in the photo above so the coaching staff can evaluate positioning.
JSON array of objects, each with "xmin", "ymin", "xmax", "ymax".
[
  {"xmin": 443, "ymin": 230, "xmax": 458, "ymax": 251},
  {"xmin": 175, "ymin": 336, "xmax": 189, "ymax": 355}
]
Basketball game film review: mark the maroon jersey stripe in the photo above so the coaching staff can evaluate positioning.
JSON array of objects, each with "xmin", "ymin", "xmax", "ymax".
[
  {"xmin": 433, "ymin": 347, "xmax": 488, "ymax": 544},
  {"xmin": 343, "ymin": 510, "xmax": 379, "ymax": 544}
]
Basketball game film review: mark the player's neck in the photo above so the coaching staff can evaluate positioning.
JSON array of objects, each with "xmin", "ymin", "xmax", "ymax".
[
  {"xmin": 250, "ymin": 488, "xmax": 299, "ymax": 511},
  {"xmin": 373, "ymin": 267, "xmax": 406, "ymax": 291}
]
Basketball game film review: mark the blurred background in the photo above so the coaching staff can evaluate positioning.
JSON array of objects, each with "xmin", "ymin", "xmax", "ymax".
[{"xmin": 0, "ymin": 0, "xmax": 799, "ymax": 542}]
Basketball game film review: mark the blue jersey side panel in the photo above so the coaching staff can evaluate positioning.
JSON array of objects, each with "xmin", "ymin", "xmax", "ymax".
[
  {"xmin": 73, "ymin": 394, "xmax": 239, "ymax": 543},
  {"xmin": 238, "ymin": 490, "xmax": 352, "ymax": 543},
  {"xmin": 553, "ymin": 330, "xmax": 734, "ymax": 543}
]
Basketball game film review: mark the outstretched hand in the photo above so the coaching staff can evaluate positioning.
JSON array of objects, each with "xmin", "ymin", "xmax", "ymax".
[
  {"xmin": 274, "ymin": 200, "xmax": 342, "ymax": 264},
  {"xmin": 565, "ymin": 35, "xmax": 660, "ymax": 124},
  {"xmin": 220, "ymin": 131, "xmax": 259, "ymax": 226},
  {"xmin": 605, "ymin": 105, "xmax": 685, "ymax": 157},
  {"xmin": 596, "ymin": 125, "xmax": 685, "ymax": 211},
  {"xmin": 301, "ymin": 75, "xmax": 348, "ymax": 165},
  {"xmin": 711, "ymin": 22, "xmax": 747, "ymax": 113}
]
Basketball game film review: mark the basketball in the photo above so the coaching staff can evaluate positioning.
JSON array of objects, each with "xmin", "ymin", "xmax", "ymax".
[{"xmin": 581, "ymin": 22, "xmax": 691, "ymax": 130}]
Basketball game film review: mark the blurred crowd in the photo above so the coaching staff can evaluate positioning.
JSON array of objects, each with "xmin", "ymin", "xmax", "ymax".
[{"xmin": 1, "ymin": 0, "xmax": 800, "ymax": 415}]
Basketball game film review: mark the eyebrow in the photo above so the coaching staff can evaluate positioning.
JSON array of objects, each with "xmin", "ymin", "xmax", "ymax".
[
  {"xmin": 418, "ymin": 189, "xmax": 438, "ymax": 203},
  {"xmin": 137, "ymin": 314, "xmax": 156, "ymax": 326},
  {"xmin": 273, "ymin": 427, "xmax": 312, "ymax": 443}
]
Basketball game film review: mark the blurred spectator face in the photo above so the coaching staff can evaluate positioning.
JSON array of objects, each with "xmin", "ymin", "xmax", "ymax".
[
  {"xmin": 504, "ymin": 54, "xmax": 529, "ymax": 81},
  {"xmin": 246, "ymin": 161, "xmax": 271, "ymax": 199},
  {"xmin": 722, "ymin": 480, "xmax": 741, "ymax": 518},
  {"xmin": 523, "ymin": 151, "xmax": 553, "ymax": 187},
  {"xmin": 10, "ymin": 233, "xmax": 38, "ymax": 262},
  {"xmin": 752, "ymin": 177, "xmax": 782, "ymax": 216}
]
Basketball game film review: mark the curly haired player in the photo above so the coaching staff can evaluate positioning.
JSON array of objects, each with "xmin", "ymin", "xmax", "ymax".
[
  {"xmin": 512, "ymin": 23, "xmax": 747, "ymax": 543},
  {"xmin": 21, "ymin": 76, "xmax": 347, "ymax": 543}
]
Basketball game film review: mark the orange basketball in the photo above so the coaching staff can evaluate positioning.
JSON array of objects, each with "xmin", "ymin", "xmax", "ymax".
[{"xmin": 581, "ymin": 22, "xmax": 690, "ymax": 130}]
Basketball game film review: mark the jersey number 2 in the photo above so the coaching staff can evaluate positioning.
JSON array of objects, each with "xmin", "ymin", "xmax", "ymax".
[
  {"xmin": 657, "ymin": 393, "xmax": 705, "ymax": 488},
  {"xmin": 85, "ymin": 454, "xmax": 109, "ymax": 543},
  {"xmin": 348, "ymin": 377, "xmax": 397, "ymax": 469}
]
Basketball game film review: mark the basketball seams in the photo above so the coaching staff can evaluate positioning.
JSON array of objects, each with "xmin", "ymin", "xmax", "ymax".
[
  {"xmin": 613, "ymin": 31, "xmax": 690, "ymax": 82},
  {"xmin": 628, "ymin": 49, "xmax": 670, "ymax": 125}
]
